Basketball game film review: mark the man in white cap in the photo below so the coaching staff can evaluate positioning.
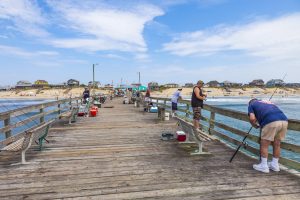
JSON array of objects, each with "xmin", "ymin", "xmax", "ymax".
[{"xmin": 171, "ymin": 88, "xmax": 183, "ymax": 117}]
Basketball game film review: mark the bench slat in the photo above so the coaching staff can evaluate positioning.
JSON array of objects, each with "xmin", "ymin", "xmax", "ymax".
[{"xmin": 1, "ymin": 138, "xmax": 24, "ymax": 152}]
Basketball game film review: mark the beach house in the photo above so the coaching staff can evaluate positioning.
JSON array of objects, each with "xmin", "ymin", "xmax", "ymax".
[
  {"xmin": 148, "ymin": 82, "xmax": 159, "ymax": 91},
  {"xmin": 67, "ymin": 79, "xmax": 80, "ymax": 87},
  {"xmin": 207, "ymin": 80, "xmax": 220, "ymax": 87},
  {"xmin": 266, "ymin": 79, "xmax": 284, "ymax": 87},
  {"xmin": 33, "ymin": 80, "xmax": 49, "ymax": 88},
  {"xmin": 249, "ymin": 79, "xmax": 265, "ymax": 87},
  {"xmin": 164, "ymin": 83, "xmax": 179, "ymax": 88},
  {"xmin": 15, "ymin": 80, "xmax": 32, "ymax": 89}
]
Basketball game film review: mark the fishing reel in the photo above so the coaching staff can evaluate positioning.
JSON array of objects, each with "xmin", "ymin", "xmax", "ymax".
[{"xmin": 242, "ymin": 141, "xmax": 249, "ymax": 149}]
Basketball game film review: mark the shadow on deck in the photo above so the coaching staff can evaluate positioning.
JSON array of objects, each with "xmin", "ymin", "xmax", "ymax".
[{"xmin": 0, "ymin": 98, "xmax": 299, "ymax": 199}]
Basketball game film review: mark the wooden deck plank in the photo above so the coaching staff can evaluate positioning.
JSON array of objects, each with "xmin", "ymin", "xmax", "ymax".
[{"xmin": 0, "ymin": 98, "xmax": 299, "ymax": 199}]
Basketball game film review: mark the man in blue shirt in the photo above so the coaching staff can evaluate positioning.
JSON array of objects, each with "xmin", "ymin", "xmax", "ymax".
[
  {"xmin": 248, "ymin": 99, "xmax": 288, "ymax": 173},
  {"xmin": 171, "ymin": 88, "xmax": 183, "ymax": 117}
]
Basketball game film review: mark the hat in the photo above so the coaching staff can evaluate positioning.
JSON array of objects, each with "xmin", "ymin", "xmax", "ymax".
[
  {"xmin": 197, "ymin": 80, "xmax": 204, "ymax": 84},
  {"xmin": 178, "ymin": 88, "xmax": 183, "ymax": 90},
  {"xmin": 249, "ymin": 98, "xmax": 258, "ymax": 105}
]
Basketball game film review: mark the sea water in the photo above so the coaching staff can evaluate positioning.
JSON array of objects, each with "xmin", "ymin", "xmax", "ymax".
[{"xmin": 0, "ymin": 98, "xmax": 68, "ymax": 141}]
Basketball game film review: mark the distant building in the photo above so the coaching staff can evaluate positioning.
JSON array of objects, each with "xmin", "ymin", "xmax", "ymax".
[
  {"xmin": 67, "ymin": 79, "xmax": 80, "ymax": 87},
  {"xmin": 88, "ymin": 81, "xmax": 101, "ymax": 88},
  {"xmin": 266, "ymin": 79, "xmax": 284, "ymax": 87},
  {"xmin": 184, "ymin": 83, "xmax": 194, "ymax": 88},
  {"xmin": 131, "ymin": 83, "xmax": 141, "ymax": 87},
  {"xmin": 15, "ymin": 80, "xmax": 32, "ymax": 89},
  {"xmin": 249, "ymin": 79, "xmax": 264, "ymax": 87},
  {"xmin": 32, "ymin": 80, "xmax": 49, "ymax": 88},
  {"xmin": 148, "ymin": 82, "xmax": 159, "ymax": 91},
  {"xmin": 207, "ymin": 80, "xmax": 220, "ymax": 87},
  {"xmin": 220, "ymin": 81, "xmax": 242, "ymax": 87},
  {"xmin": 284, "ymin": 83, "xmax": 300, "ymax": 88},
  {"xmin": 0, "ymin": 85, "xmax": 12, "ymax": 91},
  {"xmin": 164, "ymin": 83, "xmax": 179, "ymax": 88},
  {"xmin": 104, "ymin": 84, "xmax": 114, "ymax": 89}
]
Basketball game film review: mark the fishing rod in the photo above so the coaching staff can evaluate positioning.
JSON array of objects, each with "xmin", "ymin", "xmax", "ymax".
[{"xmin": 229, "ymin": 73, "xmax": 287, "ymax": 163}]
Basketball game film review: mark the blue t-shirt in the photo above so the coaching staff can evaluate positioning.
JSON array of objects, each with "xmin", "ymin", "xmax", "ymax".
[
  {"xmin": 248, "ymin": 100, "xmax": 288, "ymax": 128},
  {"xmin": 171, "ymin": 91, "xmax": 182, "ymax": 103}
]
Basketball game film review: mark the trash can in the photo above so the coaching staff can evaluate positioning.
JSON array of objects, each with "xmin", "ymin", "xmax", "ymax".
[{"xmin": 158, "ymin": 107, "xmax": 165, "ymax": 121}]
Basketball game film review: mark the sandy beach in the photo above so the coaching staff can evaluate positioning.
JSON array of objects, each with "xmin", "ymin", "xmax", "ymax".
[
  {"xmin": 150, "ymin": 87, "xmax": 300, "ymax": 99},
  {"xmin": 0, "ymin": 88, "xmax": 111, "ymax": 99},
  {"xmin": 0, "ymin": 87, "xmax": 299, "ymax": 100}
]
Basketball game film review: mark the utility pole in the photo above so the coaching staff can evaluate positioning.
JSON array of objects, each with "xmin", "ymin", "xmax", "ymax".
[
  {"xmin": 138, "ymin": 72, "xmax": 141, "ymax": 85},
  {"xmin": 92, "ymin": 63, "xmax": 98, "ymax": 93}
]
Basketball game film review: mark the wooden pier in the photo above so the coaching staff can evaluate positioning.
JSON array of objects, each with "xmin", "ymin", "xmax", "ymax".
[{"xmin": 0, "ymin": 98, "xmax": 300, "ymax": 199}]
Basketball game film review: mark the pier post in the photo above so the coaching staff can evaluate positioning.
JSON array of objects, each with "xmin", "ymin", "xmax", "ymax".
[
  {"xmin": 4, "ymin": 116, "xmax": 11, "ymax": 139},
  {"xmin": 58, "ymin": 104, "xmax": 61, "ymax": 115},
  {"xmin": 40, "ymin": 107, "xmax": 44, "ymax": 123},
  {"xmin": 186, "ymin": 104, "xmax": 190, "ymax": 118},
  {"xmin": 209, "ymin": 112, "xmax": 215, "ymax": 135}
]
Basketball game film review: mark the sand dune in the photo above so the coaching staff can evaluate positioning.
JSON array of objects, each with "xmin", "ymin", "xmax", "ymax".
[{"xmin": 0, "ymin": 87, "xmax": 299, "ymax": 99}]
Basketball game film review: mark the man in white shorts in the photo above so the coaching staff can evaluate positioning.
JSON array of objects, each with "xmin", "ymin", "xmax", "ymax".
[{"xmin": 248, "ymin": 99, "xmax": 288, "ymax": 173}]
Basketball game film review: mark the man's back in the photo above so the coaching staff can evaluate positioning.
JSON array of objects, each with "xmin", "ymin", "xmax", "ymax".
[{"xmin": 248, "ymin": 100, "xmax": 287, "ymax": 128}]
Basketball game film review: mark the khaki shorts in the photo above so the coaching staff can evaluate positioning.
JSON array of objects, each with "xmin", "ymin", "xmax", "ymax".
[{"xmin": 261, "ymin": 121, "xmax": 288, "ymax": 141}]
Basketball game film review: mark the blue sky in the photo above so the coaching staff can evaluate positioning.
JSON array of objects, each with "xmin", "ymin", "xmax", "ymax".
[{"xmin": 0, "ymin": 0, "xmax": 300, "ymax": 86}]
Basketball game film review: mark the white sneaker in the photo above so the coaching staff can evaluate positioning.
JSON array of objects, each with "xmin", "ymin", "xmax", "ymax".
[
  {"xmin": 253, "ymin": 163, "xmax": 269, "ymax": 173},
  {"xmin": 268, "ymin": 162, "xmax": 280, "ymax": 172}
]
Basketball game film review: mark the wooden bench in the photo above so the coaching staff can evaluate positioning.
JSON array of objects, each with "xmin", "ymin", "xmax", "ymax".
[
  {"xmin": 0, "ymin": 120, "xmax": 55, "ymax": 165},
  {"xmin": 59, "ymin": 106, "xmax": 79, "ymax": 124},
  {"xmin": 175, "ymin": 116, "xmax": 215, "ymax": 155}
]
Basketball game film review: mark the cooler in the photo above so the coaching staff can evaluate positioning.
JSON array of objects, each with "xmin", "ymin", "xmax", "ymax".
[
  {"xmin": 176, "ymin": 131, "xmax": 186, "ymax": 142},
  {"xmin": 78, "ymin": 105, "xmax": 86, "ymax": 116},
  {"xmin": 89, "ymin": 109, "xmax": 97, "ymax": 117},
  {"xmin": 149, "ymin": 106, "xmax": 158, "ymax": 113}
]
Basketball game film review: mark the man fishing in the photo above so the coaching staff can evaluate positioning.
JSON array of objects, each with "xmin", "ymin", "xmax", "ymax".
[
  {"xmin": 248, "ymin": 99, "xmax": 288, "ymax": 173},
  {"xmin": 82, "ymin": 87, "xmax": 90, "ymax": 104},
  {"xmin": 171, "ymin": 88, "xmax": 183, "ymax": 117},
  {"xmin": 191, "ymin": 80, "xmax": 207, "ymax": 129}
]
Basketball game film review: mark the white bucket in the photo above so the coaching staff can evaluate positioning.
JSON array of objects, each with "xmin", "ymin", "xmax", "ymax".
[{"xmin": 164, "ymin": 112, "xmax": 170, "ymax": 121}]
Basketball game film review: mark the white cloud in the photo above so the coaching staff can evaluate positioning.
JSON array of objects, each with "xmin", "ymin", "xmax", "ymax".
[
  {"xmin": 46, "ymin": 0, "xmax": 164, "ymax": 52},
  {"xmin": 162, "ymin": 13, "xmax": 300, "ymax": 61},
  {"xmin": 99, "ymin": 54, "xmax": 127, "ymax": 60},
  {"xmin": 0, "ymin": 0, "xmax": 48, "ymax": 37},
  {"xmin": 135, "ymin": 53, "xmax": 151, "ymax": 62},
  {"xmin": 0, "ymin": 45, "xmax": 59, "ymax": 58}
]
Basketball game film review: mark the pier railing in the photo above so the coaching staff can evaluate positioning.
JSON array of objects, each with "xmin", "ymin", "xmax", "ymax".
[
  {"xmin": 150, "ymin": 96, "xmax": 300, "ymax": 171},
  {"xmin": 0, "ymin": 97, "xmax": 81, "ymax": 142}
]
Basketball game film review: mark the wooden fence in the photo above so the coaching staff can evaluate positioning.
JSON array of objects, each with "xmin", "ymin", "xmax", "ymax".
[
  {"xmin": 151, "ymin": 97, "xmax": 300, "ymax": 171},
  {"xmin": 0, "ymin": 97, "xmax": 81, "ymax": 142}
]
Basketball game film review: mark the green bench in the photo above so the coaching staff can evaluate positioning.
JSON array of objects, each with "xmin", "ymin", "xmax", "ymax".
[
  {"xmin": 0, "ymin": 119, "xmax": 55, "ymax": 165},
  {"xmin": 59, "ymin": 106, "xmax": 79, "ymax": 124}
]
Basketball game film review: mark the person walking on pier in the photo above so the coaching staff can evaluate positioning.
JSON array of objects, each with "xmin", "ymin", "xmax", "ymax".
[
  {"xmin": 191, "ymin": 80, "xmax": 207, "ymax": 129},
  {"xmin": 248, "ymin": 99, "xmax": 288, "ymax": 173},
  {"xmin": 171, "ymin": 88, "xmax": 183, "ymax": 117},
  {"xmin": 83, "ymin": 87, "xmax": 90, "ymax": 104}
]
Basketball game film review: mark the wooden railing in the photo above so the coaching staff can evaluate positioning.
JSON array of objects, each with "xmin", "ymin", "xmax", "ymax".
[
  {"xmin": 0, "ymin": 97, "xmax": 81, "ymax": 142},
  {"xmin": 150, "ymin": 97, "xmax": 300, "ymax": 171}
]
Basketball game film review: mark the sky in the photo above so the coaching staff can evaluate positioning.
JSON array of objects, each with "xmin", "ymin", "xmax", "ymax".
[{"xmin": 0, "ymin": 0, "xmax": 300, "ymax": 86}]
